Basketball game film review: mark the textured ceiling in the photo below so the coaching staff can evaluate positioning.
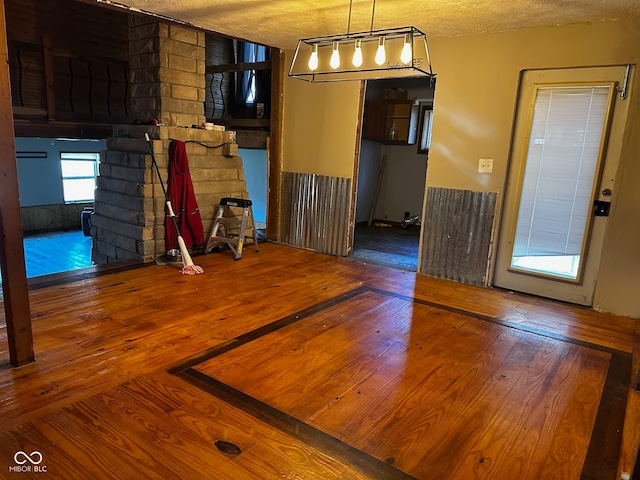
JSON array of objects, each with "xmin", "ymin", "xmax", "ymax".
[{"xmin": 98, "ymin": 0, "xmax": 640, "ymax": 49}]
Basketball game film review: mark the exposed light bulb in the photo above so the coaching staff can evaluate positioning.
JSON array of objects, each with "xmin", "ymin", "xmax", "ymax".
[
  {"xmin": 352, "ymin": 39, "xmax": 363, "ymax": 67},
  {"xmin": 374, "ymin": 36, "xmax": 386, "ymax": 66},
  {"xmin": 400, "ymin": 34, "xmax": 412, "ymax": 64},
  {"xmin": 308, "ymin": 44, "xmax": 319, "ymax": 70},
  {"xmin": 330, "ymin": 41, "xmax": 340, "ymax": 69}
]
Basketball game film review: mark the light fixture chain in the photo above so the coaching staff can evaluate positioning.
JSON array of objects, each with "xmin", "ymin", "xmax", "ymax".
[
  {"xmin": 370, "ymin": 0, "xmax": 376, "ymax": 33},
  {"xmin": 347, "ymin": 0, "xmax": 353, "ymax": 34}
]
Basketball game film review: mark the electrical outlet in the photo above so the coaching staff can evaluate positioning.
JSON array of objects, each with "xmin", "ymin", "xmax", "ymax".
[{"xmin": 478, "ymin": 158, "xmax": 493, "ymax": 173}]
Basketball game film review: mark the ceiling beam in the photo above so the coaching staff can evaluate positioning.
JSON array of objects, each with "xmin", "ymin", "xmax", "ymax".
[
  {"xmin": 205, "ymin": 61, "xmax": 271, "ymax": 74},
  {"xmin": 0, "ymin": 0, "xmax": 34, "ymax": 367}
]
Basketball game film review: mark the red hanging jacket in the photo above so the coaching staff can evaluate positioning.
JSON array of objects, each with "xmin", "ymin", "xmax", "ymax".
[{"xmin": 165, "ymin": 140, "xmax": 204, "ymax": 251}]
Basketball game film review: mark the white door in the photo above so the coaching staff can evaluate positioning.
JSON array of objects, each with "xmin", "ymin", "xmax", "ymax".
[{"xmin": 493, "ymin": 66, "xmax": 633, "ymax": 306}]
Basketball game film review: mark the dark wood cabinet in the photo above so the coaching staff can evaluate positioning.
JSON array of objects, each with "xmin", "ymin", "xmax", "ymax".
[{"xmin": 363, "ymin": 100, "xmax": 418, "ymax": 144}]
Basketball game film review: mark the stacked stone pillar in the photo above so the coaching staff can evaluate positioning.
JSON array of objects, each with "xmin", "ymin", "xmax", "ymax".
[
  {"xmin": 128, "ymin": 16, "xmax": 206, "ymax": 127},
  {"xmin": 91, "ymin": 19, "xmax": 248, "ymax": 264}
]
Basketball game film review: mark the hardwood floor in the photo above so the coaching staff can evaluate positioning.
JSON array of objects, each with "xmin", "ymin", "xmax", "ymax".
[
  {"xmin": 352, "ymin": 224, "xmax": 420, "ymax": 271},
  {"xmin": 0, "ymin": 242, "xmax": 638, "ymax": 479},
  {"xmin": 353, "ymin": 224, "xmax": 420, "ymax": 258}
]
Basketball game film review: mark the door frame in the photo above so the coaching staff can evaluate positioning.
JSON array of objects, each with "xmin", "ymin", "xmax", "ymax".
[{"xmin": 491, "ymin": 66, "xmax": 631, "ymax": 306}]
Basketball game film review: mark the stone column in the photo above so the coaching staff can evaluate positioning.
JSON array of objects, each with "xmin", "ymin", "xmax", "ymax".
[
  {"xmin": 93, "ymin": 125, "xmax": 246, "ymax": 265},
  {"xmin": 91, "ymin": 19, "xmax": 248, "ymax": 265},
  {"xmin": 128, "ymin": 16, "xmax": 206, "ymax": 127}
]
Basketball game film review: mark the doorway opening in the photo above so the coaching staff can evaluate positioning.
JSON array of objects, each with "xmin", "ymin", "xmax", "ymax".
[{"xmin": 353, "ymin": 77, "xmax": 435, "ymax": 271}]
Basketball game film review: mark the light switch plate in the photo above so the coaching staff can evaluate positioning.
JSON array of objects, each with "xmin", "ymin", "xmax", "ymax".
[{"xmin": 478, "ymin": 158, "xmax": 493, "ymax": 173}]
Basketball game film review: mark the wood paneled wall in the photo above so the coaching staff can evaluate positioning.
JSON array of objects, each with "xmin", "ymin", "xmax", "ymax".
[
  {"xmin": 5, "ymin": 0, "xmax": 131, "ymax": 126},
  {"xmin": 21, "ymin": 203, "xmax": 90, "ymax": 234},
  {"xmin": 204, "ymin": 34, "xmax": 235, "ymax": 120}
]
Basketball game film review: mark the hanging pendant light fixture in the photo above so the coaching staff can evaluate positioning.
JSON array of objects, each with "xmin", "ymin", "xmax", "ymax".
[{"xmin": 289, "ymin": 0, "xmax": 434, "ymax": 82}]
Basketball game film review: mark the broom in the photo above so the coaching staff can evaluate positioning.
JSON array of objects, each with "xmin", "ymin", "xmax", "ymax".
[{"xmin": 145, "ymin": 133, "xmax": 204, "ymax": 275}]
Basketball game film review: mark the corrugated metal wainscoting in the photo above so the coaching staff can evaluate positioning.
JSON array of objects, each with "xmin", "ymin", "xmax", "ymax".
[
  {"xmin": 280, "ymin": 172, "xmax": 352, "ymax": 256},
  {"xmin": 420, "ymin": 187, "xmax": 498, "ymax": 286}
]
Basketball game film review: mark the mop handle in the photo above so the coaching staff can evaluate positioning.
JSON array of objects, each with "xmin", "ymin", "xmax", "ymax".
[
  {"xmin": 145, "ymin": 133, "xmax": 168, "ymax": 200},
  {"xmin": 144, "ymin": 134, "xmax": 203, "ymax": 274},
  {"xmin": 144, "ymin": 133, "xmax": 181, "ymax": 232}
]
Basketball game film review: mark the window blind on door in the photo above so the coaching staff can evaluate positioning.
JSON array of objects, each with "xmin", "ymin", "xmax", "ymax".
[{"xmin": 512, "ymin": 85, "xmax": 610, "ymax": 257}]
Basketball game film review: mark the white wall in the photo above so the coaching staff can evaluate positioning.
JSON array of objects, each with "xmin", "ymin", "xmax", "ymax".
[
  {"xmin": 377, "ymin": 144, "xmax": 428, "ymax": 222},
  {"xmin": 356, "ymin": 78, "xmax": 435, "ymax": 224},
  {"xmin": 15, "ymin": 138, "xmax": 106, "ymax": 207},
  {"xmin": 238, "ymin": 147, "xmax": 267, "ymax": 223},
  {"xmin": 355, "ymin": 139, "xmax": 383, "ymax": 224}
]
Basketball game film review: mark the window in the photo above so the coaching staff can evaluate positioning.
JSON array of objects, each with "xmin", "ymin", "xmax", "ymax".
[
  {"xmin": 239, "ymin": 42, "xmax": 267, "ymax": 104},
  {"xmin": 510, "ymin": 85, "xmax": 611, "ymax": 280},
  {"xmin": 60, "ymin": 152, "xmax": 99, "ymax": 203},
  {"xmin": 417, "ymin": 103, "xmax": 433, "ymax": 154}
]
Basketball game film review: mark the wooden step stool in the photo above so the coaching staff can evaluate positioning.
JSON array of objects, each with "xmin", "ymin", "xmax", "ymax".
[{"xmin": 205, "ymin": 197, "xmax": 259, "ymax": 260}]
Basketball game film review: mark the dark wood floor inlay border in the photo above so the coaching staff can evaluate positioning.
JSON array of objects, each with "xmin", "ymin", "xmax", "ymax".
[
  {"xmin": 366, "ymin": 286, "xmax": 629, "ymax": 357},
  {"xmin": 168, "ymin": 286, "xmax": 371, "ymax": 374},
  {"xmin": 177, "ymin": 368, "xmax": 416, "ymax": 480},
  {"xmin": 169, "ymin": 285, "xmax": 630, "ymax": 480}
]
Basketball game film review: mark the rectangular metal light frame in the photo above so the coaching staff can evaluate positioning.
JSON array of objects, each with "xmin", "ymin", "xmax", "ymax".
[{"xmin": 289, "ymin": 26, "xmax": 434, "ymax": 82}]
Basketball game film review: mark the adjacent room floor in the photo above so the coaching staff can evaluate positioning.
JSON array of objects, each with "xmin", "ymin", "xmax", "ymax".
[
  {"xmin": 0, "ymin": 230, "xmax": 93, "ymax": 281},
  {"xmin": 352, "ymin": 223, "xmax": 420, "ymax": 271}
]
